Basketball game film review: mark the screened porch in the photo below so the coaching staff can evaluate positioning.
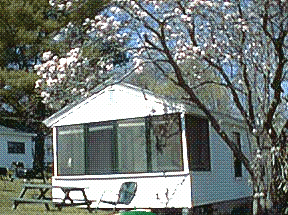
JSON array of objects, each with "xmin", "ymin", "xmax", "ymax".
[{"xmin": 56, "ymin": 113, "xmax": 184, "ymax": 176}]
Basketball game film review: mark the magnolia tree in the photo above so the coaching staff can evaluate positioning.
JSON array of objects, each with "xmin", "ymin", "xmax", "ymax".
[{"xmin": 36, "ymin": 0, "xmax": 288, "ymax": 213}]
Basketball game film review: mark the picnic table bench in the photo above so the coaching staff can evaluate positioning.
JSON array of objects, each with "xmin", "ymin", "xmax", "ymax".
[
  {"xmin": 0, "ymin": 167, "xmax": 13, "ymax": 181},
  {"xmin": 54, "ymin": 186, "xmax": 92, "ymax": 212},
  {"xmin": 12, "ymin": 183, "xmax": 93, "ymax": 212}
]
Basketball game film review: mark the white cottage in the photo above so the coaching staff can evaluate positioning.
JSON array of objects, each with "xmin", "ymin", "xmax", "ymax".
[
  {"xmin": 0, "ymin": 125, "xmax": 36, "ymax": 169},
  {"xmin": 44, "ymin": 83, "xmax": 253, "ymax": 213}
]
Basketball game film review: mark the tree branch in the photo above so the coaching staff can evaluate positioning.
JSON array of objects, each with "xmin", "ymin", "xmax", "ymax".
[{"xmin": 156, "ymin": 18, "xmax": 254, "ymax": 178}]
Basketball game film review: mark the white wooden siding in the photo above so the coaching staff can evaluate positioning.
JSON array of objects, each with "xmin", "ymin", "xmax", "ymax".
[
  {"xmin": 52, "ymin": 172, "xmax": 192, "ymax": 209},
  {"xmin": 0, "ymin": 135, "xmax": 34, "ymax": 169},
  {"xmin": 191, "ymin": 123, "xmax": 253, "ymax": 206}
]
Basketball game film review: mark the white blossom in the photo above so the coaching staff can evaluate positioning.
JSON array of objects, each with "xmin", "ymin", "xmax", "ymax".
[
  {"xmin": 58, "ymin": 4, "xmax": 65, "ymax": 10},
  {"xmin": 224, "ymin": 2, "xmax": 232, "ymax": 7},
  {"xmin": 42, "ymin": 51, "xmax": 52, "ymax": 61}
]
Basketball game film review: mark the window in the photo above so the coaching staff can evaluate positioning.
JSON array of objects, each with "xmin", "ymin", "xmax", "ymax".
[
  {"xmin": 150, "ymin": 114, "xmax": 183, "ymax": 172},
  {"xmin": 185, "ymin": 115, "xmax": 210, "ymax": 171},
  {"xmin": 233, "ymin": 132, "xmax": 242, "ymax": 177},
  {"xmin": 57, "ymin": 125, "xmax": 85, "ymax": 176},
  {"xmin": 87, "ymin": 122, "xmax": 115, "ymax": 174},
  {"xmin": 8, "ymin": 142, "xmax": 25, "ymax": 154},
  {"xmin": 118, "ymin": 118, "xmax": 147, "ymax": 173}
]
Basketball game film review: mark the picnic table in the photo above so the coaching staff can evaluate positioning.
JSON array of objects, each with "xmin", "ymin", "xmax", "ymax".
[{"xmin": 12, "ymin": 183, "xmax": 93, "ymax": 212}]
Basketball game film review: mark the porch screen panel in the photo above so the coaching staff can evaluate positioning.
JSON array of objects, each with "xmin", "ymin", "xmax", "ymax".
[
  {"xmin": 118, "ymin": 118, "xmax": 146, "ymax": 173},
  {"xmin": 56, "ymin": 125, "xmax": 85, "ymax": 176},
  {"xmin": 150, "ymin": 114, "xmax": 183, "ymax": 172},
  {"xmin": 87, "ymin": 123, "xmax": 114, "ymax": 174}
]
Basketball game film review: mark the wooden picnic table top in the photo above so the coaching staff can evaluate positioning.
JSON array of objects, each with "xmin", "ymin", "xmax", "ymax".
[{"xmin": 22, "ymin": 183, "xmax": 52, "ymax": 189}]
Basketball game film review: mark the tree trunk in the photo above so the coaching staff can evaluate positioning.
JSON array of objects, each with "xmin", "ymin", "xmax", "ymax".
[{"xmin": 33, "ymin": 132, "xmax": 46, "ymax": 183}]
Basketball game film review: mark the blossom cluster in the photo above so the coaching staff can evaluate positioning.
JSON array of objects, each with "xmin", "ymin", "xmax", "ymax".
[
  {"xmin": 43, "ymin": 0, "xmax": 252, "ymax": 84},
  {"xmin": 35, "ymin": 48, "xmax": 81, "ymax": 102},
  {"xmin": 49, "ymin": 0, "xmax": 74, "ymax": 10},
  {"xmin": 84, "ymin": 15, "xmax": 123, "ymax": 42}
]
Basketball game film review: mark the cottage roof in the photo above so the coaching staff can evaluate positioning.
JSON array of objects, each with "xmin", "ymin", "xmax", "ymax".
[
  {"xmin": 0, "ymin": 125, "xmax": 37, "ymax": 137},
  {"xmin": 43, "ymin": 82, "xmax": 192, "ymax": 127}
]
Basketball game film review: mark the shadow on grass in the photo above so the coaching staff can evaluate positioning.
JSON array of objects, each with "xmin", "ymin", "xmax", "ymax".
[{"xmin": 1, "ymin": 189, "xmax": 15, "ymax": 192}]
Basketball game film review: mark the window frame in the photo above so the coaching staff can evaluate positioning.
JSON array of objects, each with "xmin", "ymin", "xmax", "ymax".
[
  {"xmin": 148, "ymin": 113, "xmax": 184, "ymax": 173},
  {"xmin": 7, "ymin": 142, "xmax": 25, "ymax": 154},
  {"xmin": 185, "ymin": 114, "xmax": 211, "ymax": 171},
  {"xmin": 56, "ymin": 124, "xmax": 85, "ymax": 176}
]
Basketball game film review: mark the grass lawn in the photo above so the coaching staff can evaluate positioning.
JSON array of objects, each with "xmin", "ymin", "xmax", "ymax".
[{"xmin": 0, "ymin": 179, "xmax": 114, "ymax": 215}]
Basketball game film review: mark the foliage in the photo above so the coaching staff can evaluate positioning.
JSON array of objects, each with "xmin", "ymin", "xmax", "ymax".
[
  {"xmin": 0, "ymin": 68, "xmax": 50, "ymax": 132},
  {"xmin": 36, "ymin": 0, "xmax": 288, "ymax": 213},
  {"xmin": 0, "ymin": 0, "xmax": 59, "ymax": 70},
  {"xmin": 0, "ymin": 0, "xmax": 109, "ymax": 71}
]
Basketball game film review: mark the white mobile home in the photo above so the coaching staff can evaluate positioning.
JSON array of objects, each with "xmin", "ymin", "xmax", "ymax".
[
  {"xmin": 44, "ymin": 83, "xmax": 252, "ymax": 213},
  {"xmin": 0, "ymin": 125, "xmax": 36, "ymax": 169}
]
